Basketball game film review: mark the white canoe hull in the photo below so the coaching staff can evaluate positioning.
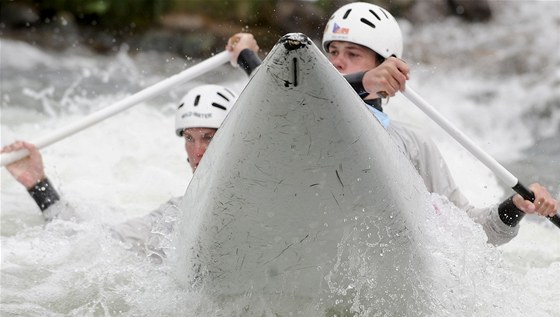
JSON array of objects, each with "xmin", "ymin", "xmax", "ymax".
[{"xmin": 176, "ymin": 33, "xmax": 436, "ymax": 315}]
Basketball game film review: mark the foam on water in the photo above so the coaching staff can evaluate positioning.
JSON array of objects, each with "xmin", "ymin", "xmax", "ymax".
[{"xmin": 1, "ymin": 1, "xmax": 559, "ymax": 316}]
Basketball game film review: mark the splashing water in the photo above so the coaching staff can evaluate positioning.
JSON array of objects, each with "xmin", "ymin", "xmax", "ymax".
[{"xmin": 1, "ymin": 2, "xmax": 559, "ymax": 316}]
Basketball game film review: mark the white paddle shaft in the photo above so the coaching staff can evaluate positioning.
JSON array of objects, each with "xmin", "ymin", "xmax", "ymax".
[
  {"xmin": 1, "ymin": 51, "xmax": 230, "ymax": 167},
  {"xmin": 402, "ymin": 87, "xmax": 518, "ymax": 188}
]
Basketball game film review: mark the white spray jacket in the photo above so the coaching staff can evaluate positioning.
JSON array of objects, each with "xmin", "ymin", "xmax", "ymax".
[
  {"xmin": 43, "ymin": 197, "xmax": 181, "ymax": 260},
  {"xmin": 387, "ymin": 119, "xmax": 518, "ymax": 245}
]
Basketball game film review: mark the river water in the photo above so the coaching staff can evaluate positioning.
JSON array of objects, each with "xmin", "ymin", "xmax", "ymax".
[{"xmin": 1, "ymin": 2, "xmax": 559, "ymax": 316}]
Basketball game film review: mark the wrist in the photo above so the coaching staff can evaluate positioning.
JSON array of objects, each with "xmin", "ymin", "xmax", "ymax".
[
  {"xmin": 498, "ymin": 195, "xmax": 525, "ymax": 227},
  {"xmin": 344, "ymin": 71, "xmax": 368, "ymax": 98},
  {"xmin": 21, "ymin": 173, "xmax": 47, "ymax": 190},
  {"xmin": 237, "ymin": 48, "xmax": 261, "ymax": 76},
  {"xmin": 27, "ymin": 177, "xmax": 60, "ymax": 211}
]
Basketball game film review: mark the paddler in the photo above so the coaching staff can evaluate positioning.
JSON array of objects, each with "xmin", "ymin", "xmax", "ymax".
[
  {"xmin": 225, "ymin": 2, "xmax": 558, "ymax": 245},
  {"xmin": 1, "ymin": 84, "xmax": 238, "ymax": 259}
]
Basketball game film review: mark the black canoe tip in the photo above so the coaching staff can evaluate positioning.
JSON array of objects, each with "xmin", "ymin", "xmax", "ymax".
[{"xmin": 279, "ymin": 33, "xmax": 312, "ymax": 51}]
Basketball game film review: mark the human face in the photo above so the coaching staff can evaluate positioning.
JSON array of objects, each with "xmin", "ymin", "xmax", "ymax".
[
  {"xmin": 183, "ymin": 127, "xmax": 218, "ymax": 172},
  {"xmin": 326, "ymin": 41, "xmax": 379, "ymax": 75}
]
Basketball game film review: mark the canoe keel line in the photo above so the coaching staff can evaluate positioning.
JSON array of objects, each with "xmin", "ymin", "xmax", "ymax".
[{"xmin": 175, "ymin": 33, "xmax": 439, "ymax": 315}]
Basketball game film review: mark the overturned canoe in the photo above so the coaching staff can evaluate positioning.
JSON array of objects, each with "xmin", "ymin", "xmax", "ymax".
[{"xmin": 175, "ymin": 33, "xmax": 437, "ymax": 316}]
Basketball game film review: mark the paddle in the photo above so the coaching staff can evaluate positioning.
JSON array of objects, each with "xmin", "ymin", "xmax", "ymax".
[
  {"xmin": 402, "ymin": 87, "xmax": 560, "ymax": 229},
  {"xmin": 1, "ymin": 51, "xmax": 231, "ymax": 167}
]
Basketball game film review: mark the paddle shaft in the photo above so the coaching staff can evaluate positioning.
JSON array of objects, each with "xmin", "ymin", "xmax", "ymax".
[
  {"xmin": 1, "ymin": 51, "xmax": 230, "ymax": 167},
  {"xmin": 402, "ymin": 87, "xmax": 560, "ymax": 228}
]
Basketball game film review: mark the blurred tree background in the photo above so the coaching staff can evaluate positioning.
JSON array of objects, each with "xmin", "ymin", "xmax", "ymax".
[
  {"xmin": 2, "ymin": 0, "xmax": 338, "ymax": 56},
  {"xmin": 1, "ymin": 0, "xmax": 491, "ymax": 57}
]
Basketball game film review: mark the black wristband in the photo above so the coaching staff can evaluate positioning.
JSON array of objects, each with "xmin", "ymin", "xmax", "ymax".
[
  {"xmin": 343, "ymin": 72, "xmax": 384, "ymax": 112},
  {"xmin": 27, "ymin": 178, "xmax": 60, "ymax": 212},
  {"xmin": 498, "ymin": 195, "xmax": 525, "ymax": 227},
  {"xmin": 344, "ymin": 71, "xmax": 368, "ymax": 98},
  {"xmin": 237, "ymin": 48, "xmax": 262, "ymax": 76}
]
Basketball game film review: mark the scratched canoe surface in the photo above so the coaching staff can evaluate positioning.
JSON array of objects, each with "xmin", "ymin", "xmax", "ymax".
[
  {"xmin": 2, "ymin": 4, "xmax": 559, "ymax": 316},
  {"xmin": 174, "ymin": 33, "xmax": 439, "ymax": 316}
]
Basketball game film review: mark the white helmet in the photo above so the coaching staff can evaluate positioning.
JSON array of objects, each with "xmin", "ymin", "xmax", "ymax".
[
  {"xmin": 322, "ymin": 2, "xmax": 403, "ymax": 59},
  {"xmin": 175, "ymin": 84, "xmax": 237, "ymax": 136}
]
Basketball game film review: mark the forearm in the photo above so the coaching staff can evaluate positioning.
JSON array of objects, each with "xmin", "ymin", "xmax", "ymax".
[
  {"xmin": 463, "ymin": 200, "xmax": 521, "ymax": 246},
  {"xmin": 110, "ymin": 215, "xmax": 153, "ymax": 250},
  {"xmin": 392, "ymin": 123, "xmax": 523, "ymax": 244},
  {"xmin": 344, "ymin": 71, "xmax": 368, "ymax": 99},
  {"xmin": 110, "ymin": 197, "xmax": 180, "ymax": 258}
]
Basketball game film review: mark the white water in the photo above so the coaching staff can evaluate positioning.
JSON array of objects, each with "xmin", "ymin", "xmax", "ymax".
[{"xmin": 1, "ymin": 2, "xmax": 559, "ymax": 316}]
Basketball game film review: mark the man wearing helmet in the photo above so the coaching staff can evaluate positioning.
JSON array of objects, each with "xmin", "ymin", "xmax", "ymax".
[
  {"xmin": 226, "ymin": 2, "xmax": 557, "ymax": 245},
  {"xmin": 175, "ymin": 84, "xmax": 238, "ymax": 171},
  {"xmin": 1, "ymin": 84, "xmax": 238, "ymax": 258}
]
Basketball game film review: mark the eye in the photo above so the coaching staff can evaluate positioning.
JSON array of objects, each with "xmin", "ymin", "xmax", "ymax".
[{"xmin": 185, "ymin": 135, "xmax": 193, "ymax": 142}]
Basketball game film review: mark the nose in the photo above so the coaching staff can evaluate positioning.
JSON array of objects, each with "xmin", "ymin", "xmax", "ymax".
[
  {"xmin": 329, "ymin": 55, "xmax": 345, "ymax": 73},
  {"xmin": 194, "ymin": 141, "xmax": 207, "ymax": 157}
]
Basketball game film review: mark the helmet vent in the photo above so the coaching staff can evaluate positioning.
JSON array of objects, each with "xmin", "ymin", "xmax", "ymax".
[
  {"xmin": 194, "ymin": 95, "xmax": 201, "ymax": 106},
  {"xmin": 224, "ymin": 88, "xmax": 235, "ymax": 96},
  {"xmin": 380, "ymin": 9, "xmax": 390, "ymax": 19},
  {"xmin": 360, "ymin": 18, "xmax": 376, "ymax": 29},
  {"xmin": 343, "ymin": 9, "xmax": 351, "ymax": 19},
  {"xmin": 178, "ymin": 102, "xmax": 184, "ymax": 109},
  {"xmin": 369, "ymin": 9, "xmax": 381, "ymax": 21},
  {"xmin": 217, "ymin": 92, "xmax": 230, "ymax": 102},
  {"xmin": 212, "ymin": 103, "xmax": 227, "ymax": 111}
]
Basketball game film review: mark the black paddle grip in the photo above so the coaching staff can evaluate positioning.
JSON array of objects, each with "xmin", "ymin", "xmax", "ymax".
[{"xmin": 512, "ymin": 182, "xmax": 535, "ymax": 202}]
